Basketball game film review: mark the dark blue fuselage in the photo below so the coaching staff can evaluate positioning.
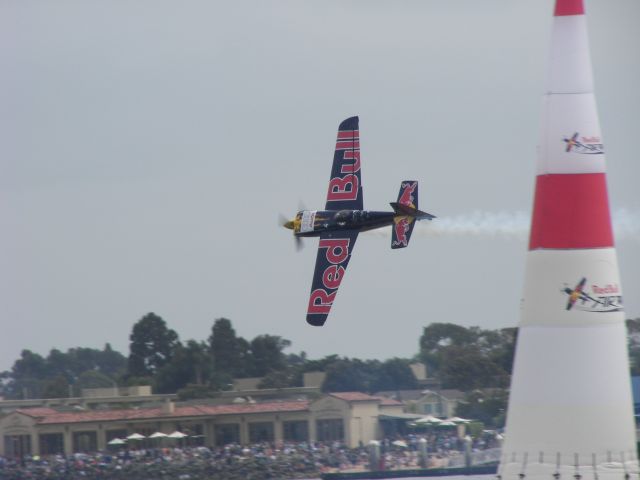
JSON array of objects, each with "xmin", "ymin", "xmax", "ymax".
[{"xmin": 294, "ymin": 210, "xmax": 396, "ymax": 237}]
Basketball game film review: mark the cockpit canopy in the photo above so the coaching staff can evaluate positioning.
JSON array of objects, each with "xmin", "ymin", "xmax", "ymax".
[{"xmin": 334, "ymin": 210, "xmax": 352, "ymax": 223}]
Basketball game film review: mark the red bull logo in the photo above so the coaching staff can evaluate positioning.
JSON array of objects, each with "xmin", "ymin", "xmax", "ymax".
[
  {"xmin": 308, "ymin": 238, "xmax": 351, "ymax": 314},
  {"xmin": 327, "ymin": 130, "xmax": 360, "ymax": 202},
  {"xmin": 398, "ymin": 182, "xmax": 417, "ymax": 207},
  {"xmin": 562, "ymin": 277, "xmax": 623, "ymax": 313},
  {"xmin": 563, "ymin": 132, "xmax": 604, "ymax": 155},
  {"xmin": 392, "ymin": 217, "xmax": 411, "ymax": 247}
]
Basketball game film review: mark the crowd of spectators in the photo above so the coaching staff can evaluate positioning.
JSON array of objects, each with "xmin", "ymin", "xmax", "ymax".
[{"xmin": 0, "ymin": 432, "xmax": 500, "ymax": 480}]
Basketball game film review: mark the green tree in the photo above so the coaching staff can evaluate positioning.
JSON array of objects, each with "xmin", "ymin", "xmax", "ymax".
[
  {"xmin": 438, "ymin": 345, "xmax": 509, "ymax": 389},
  {"xmin": 456, "ymin": 389, "xmax": 509, "ymax": 428},
  {"xmin": 75, "ymin": 370, "xmax": 118, "ymax": 394},
  {"xmin": 258, "ymin": 370, "xmax": 295, "ymax": 389},
  {"xmin": 154, "ymin": 340, "xmax": 213, "ymax": 393},
  {"xmin": 487, "ymin": 328, "xmax": 518, "ymax": 375},
  {"xmin": 128, "ymin": 313, "xmax": 180, "ymax": 377},
  {"xmin": 249, "ymin": 335, "xmax": 291, "ymax": 377},
  {"xmin": 42, "ymin": 375, "xmax": 70, "ymax": 399},
  {"xmin": 322, "ymin": 358, "xmax": 369, "ymax": 392},
  {"xmin": 419, "ymin": 323, "xmax": 477, "ymax": 372},
  {"xmin": 45, "ymin": 349, "xmax": 76, "ymax": 382},
  {"xmin": 12, "ymin": 349, "xmax": 48, "ymax": 379},
  {"xmin": 2, "ymin": 350, "xmax": 48, "ymax": 399},
  {"xmin": 36, "ymin": 346, "xmax": 128, "ymax": 389},
  {"xmin": 208, "ymin": 318, "xmax": 251, "ymax": 379},
  {"xmin": 418, "ymin": 322, "xmax": 516, "ymax": 390},
  {"xmin": 369, "ymin": 358, "xmax": 418, "ymax": 392},
  {"xmin": 96, "ymin": 343, "xmax": 128, "ymax": 377}
]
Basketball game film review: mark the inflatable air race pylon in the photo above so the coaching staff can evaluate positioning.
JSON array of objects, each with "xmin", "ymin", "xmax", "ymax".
[{"xmin": 499, "ymin": 1, "xmax": 638, "ymax": 479}]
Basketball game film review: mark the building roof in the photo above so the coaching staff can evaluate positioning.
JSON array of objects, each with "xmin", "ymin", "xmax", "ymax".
[
  {"xmin": 420, "ymin": 389, "xmax": 465, "ymax": 400},
  {"xmin": 329, "ymin": 392, "xmax": 381, "ymax": 402},
  {"xmin": 37, "ymin": 401, "xmax": 309, "ymax": 425},
  {"xmin": 375, "ymin": 389, "xmax": 466, "ymax": 402},
  {"xmin": 374, "ymin": 390, "xmax": 427, "ymax": 402},
  {"xmin": 371, "ymin": 396, "xmax": 404, "ymax": 406},
  {"xmin": 15, "ymin": 408, "xmax": 59, "ymax": 418}
]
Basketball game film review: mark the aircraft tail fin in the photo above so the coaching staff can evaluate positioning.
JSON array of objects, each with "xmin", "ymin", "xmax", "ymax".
[{"xmin": 390, "ymin": 181, "xmax": 435, "ymax": 249}]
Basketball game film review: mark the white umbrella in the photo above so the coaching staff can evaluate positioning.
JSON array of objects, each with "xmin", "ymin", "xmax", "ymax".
[
  {"xmin": 149, "ymin": 432, "xmax": 168, "ymax": 439},
  {"xmin": 437, "ymin": 421, "xmax": 457, "ymax": 427},
  {"xmin": 108, "ymin": 438, "xmax": 126, "ymax": 445},
  {"xmin": 126, "ymin": 433, "xmax": 146, "ymax": 440},
  {"xmin": 168, "ymin": 431, "xmax": 188, "ymax": 439},
  {"xmin": 446, "ymin": 416, "xmax": 471, "ymax": 424},
  {"xmin": 415, "ymin": 415, "xmax": 442, "ymax": 425},
  {"xmin": 392, "ymin": 440, "xmax": 408, "ymax": 448}
]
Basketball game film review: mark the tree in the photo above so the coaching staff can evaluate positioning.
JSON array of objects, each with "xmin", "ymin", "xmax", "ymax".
[
  {"xmin": 249, "ymin": 335, "xmax": 291, "ymax": 377},
  {"xmin": 369, "ymin": 358, "xmax": 418, "ymax": 392},
  {"xmin": 45, "ymin": 349, "xmax": 76, "ymax": 383},
  {"xmin": 2, "ymin": 350, "xmax": 48, "ymax": 399},
  {"xmin": 418, "ymin": 322, "xmax": 517, "ymax": 391},
  {"xmin": 154, "ymin": 340, "xmax": 213, "ymax": 393},
  {"xmin": 75, "ymin": 370, "xmax": 118, "ymax": 393},
  {"xmin": 439, "ymin": 345, "xmax": 509, "ymax": 390},
  {"xmin": 208, "ymin": 318, "xmax": 251, "ymax": 379},
  {"xmin": 42, "ymin": 375, "xmax": 70, "ymax": 399},
  {"xmin": 322, "ymin": 359, "xmax": 368, "ymax": 392},
  {"xmin": 128, "ymin": 313, "xmax": 180, "ymax": 377},
  {"xmin": 11, "ymin": 349, "xmax": 48, "ymax": 380},
  {"xmin": 258, "ymin": 370, "xmax": 295, "ymax": 389},
  {"xmin": 419, "ymin": 323, "xmax": 477, "ymax": 372},
  {"xmin": 456, "ymin": 388, "xmax": 509, "ymax": 428},
  {"xmin": 487, "ymin": 328, "xmax": 518, "ymax": 375}
]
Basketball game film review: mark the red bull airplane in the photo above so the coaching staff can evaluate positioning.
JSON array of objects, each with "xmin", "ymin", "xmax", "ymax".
[{"xmin": 283, "ymin": 116, "xmax": 435, "ymax": 326}]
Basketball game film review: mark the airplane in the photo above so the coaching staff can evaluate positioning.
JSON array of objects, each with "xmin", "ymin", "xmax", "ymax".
[
  {"xmin": 283, "ymin": 116, "xmax": 436, "ymax": 326},
  {"xmin": 563, "ymin": 277, "xmax": 604, "ymax": 310}
]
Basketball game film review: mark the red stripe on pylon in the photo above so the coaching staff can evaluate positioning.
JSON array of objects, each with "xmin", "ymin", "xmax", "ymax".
[
  {"xmin": 554, "ymin": 0, "xmax": 584, "ymax": 16},
  {"xmin": 529, "ymin": 173, "xmax": 613, "ymax": 250}
]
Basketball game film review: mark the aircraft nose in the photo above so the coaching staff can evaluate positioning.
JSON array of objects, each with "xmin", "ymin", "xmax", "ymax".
[{"xmin": 283, "ymin": 220, "xmax": 294, "ymax": 230}]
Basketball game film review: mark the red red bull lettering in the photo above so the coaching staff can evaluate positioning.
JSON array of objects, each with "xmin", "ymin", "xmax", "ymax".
[
  {"xmin": 319, "ymin": 238, "xmax": 350, "ymax": 263},
  {"xmin": 307, "ymin": 237, "xmax": 352, "ymax": 316},
  {"xmin": 322, "ymin": 265, "xmax": 345, "ymax": 289},
  {"xmin": 327, "ymin": 128, "xmax": 361, "ymax": 204},
  {"xmin": 341, "ymin": 150, "xmax": 360, "ymax": 173},
  {"xmin": 328, "ymin": 175, "xmax": 359, "ymax": 201},
  {"xmin": 308, "ymin": 289, "xmax": 337, "ymax": 314}
]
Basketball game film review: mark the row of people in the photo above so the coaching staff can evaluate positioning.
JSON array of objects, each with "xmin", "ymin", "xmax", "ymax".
[{"xmin": 0, "ymin": 434, "xmax": 500, "ymax": 480}]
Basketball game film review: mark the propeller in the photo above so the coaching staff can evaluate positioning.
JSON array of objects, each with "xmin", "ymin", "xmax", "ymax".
[
  {"xmin": 278, "ymin": 213, "xmax": 290, "ymax": 228},
  {"xmin": 279, "ymin": 212, "xmax": 304, "ymax": 251}
]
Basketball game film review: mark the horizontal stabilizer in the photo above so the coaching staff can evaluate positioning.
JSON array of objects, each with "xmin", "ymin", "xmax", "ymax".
[{"xmin": 390, "ymin": 202, "xmax": 436, "ymax": 220}]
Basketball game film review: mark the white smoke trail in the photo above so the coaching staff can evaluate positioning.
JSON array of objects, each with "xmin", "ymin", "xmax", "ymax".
[{"xmin": 364, "ymin": 208, "xmax": 640, "ymax": 240}]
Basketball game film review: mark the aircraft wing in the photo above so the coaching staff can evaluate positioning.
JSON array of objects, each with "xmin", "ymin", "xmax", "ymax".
[
  {"xmin": 306, "ymin": 230, "xmax": 359, "ymax": 326},
  {"xmin": 325, "ymin": 116, "xmax": 363, "ymax": 211}
]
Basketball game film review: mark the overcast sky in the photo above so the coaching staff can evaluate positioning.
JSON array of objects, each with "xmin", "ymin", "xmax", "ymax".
[{"xmin": 2, "ymin": 0, "xmax": 639, "ymax": 373}]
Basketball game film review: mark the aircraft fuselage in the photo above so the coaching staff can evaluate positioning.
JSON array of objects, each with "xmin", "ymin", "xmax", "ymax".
[{"xmin": 292, "ymin": 209, "xmax": 396, "ymax": 237}]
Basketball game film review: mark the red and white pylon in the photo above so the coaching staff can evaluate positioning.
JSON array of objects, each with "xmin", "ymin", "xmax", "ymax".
[{"xmin": 499, "ymin": 1, "xmax": 638, "ymax": 479}]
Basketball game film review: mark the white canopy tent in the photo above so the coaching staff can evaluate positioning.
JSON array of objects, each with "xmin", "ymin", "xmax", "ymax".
[{"xmin": 415, "ymin": 415, "xmax": 442, "ymax": 425}]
